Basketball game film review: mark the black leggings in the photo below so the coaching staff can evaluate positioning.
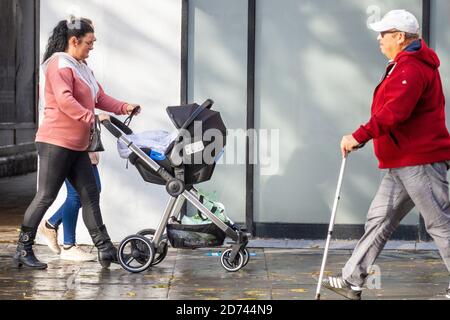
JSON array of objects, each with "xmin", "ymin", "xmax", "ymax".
[{"xmin": 23, "ymin": 142, "xmax": 104, "ymax": 231}]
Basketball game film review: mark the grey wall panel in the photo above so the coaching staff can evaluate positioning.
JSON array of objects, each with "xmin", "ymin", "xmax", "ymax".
[
  {"xmin": 254, "ymin": 0, "xmax": 422, "ymax": 226},
  {"xmin": 188, "ymin": 0, "xmax": 248, "ymax": 223},
  {"xmin": 40, "ymin": 0, "xmax": 182, "ymax": 244}
]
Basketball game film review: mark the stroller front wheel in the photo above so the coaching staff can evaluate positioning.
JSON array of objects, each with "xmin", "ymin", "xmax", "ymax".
[
  {"xmin": 241, "ymin": 248, "xmax": 250, "ymax": 268},
  {"xmin": 118, "ymin": 235, "xmax": 155, "ymax": 273},
  {"xmin": 220, "ymin": 249, "xmax": 245, "ymax": 272}
]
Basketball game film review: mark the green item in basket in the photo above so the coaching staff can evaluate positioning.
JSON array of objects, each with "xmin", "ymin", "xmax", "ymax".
[{"xmin": 181, "ymin": 190, "xmax": 229, "ymax": 225}]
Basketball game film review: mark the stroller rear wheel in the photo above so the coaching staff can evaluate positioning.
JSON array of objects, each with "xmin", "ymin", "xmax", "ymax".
[
  {"xmin": 220, "ymin": 248, "xmax": 245, "ymax": 272},
  {"xmin": 136, "ymin": 229, "xmax": 169, "ymax": 266},
  {"xmin": 118, "ymin": 235, "xmax": 155, "ymax": 273}
]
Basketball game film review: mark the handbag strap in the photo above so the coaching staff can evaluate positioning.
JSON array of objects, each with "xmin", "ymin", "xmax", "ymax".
[
  {"xmin": 124, "ymin": 106, "xmax": 141, "ymax": 128},
  {"xmin": 94, "ymin": 115, "xmax": 101, "ymax": 133}
]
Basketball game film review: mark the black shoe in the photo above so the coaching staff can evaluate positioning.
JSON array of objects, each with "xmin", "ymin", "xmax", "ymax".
[
  {"xmin": 12, "ymin": 229, "xmax": 47, "ymax": 270},
  {"xmin": 97, "ymin": 243, "xmax": 118, "ymax": 268},
  {"xmin": 89, "ymin": 225, "xmax": 118, "ymax": 268},
  {"xmin": 321, "ymin": 275, "xmax": 362, "ymax": 300}
]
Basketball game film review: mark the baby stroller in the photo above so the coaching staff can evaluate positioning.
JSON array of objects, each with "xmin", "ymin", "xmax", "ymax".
[{"xmin": 102, "ymin": 99, "xmax": 250, "ymax": 273}]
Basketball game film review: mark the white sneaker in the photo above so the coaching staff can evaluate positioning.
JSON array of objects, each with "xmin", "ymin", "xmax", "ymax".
[
  {"xmin": 38, "ymin": 220, "xmax": 61, "ymax": 254},
  {"xmin": 60, "ymin": 245, "xmax": 97, "ymax": 262}
]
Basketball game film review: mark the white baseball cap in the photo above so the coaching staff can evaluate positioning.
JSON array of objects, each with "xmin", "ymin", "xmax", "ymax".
[{"xmin": 369, "ymin": 10, "xmax": 420, "ymax": 34}]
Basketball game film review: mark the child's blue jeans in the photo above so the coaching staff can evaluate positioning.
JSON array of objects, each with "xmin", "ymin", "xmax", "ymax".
[{"xmin": 48, "ymin": 165, "xmax": 101, "ymax": 245}]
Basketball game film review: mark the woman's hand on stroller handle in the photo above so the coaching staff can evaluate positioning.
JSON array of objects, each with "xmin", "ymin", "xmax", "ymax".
[
  {"xmin": 126, "ymin": 104, "xmax": 141, "ymax": 116},
  {"xmin": 98, "ymin": 113, "xmax": 111, "ymax": 122}
]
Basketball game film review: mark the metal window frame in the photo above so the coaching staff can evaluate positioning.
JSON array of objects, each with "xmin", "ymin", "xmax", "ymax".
[
  {"xmin": 246, "ymin": 0, "xmax": 256, "ymax": 235},
  {"xmin": 181, "ymin": 0, "xmax": 189, "ymax": 105},
  {"xmin": 418, "ymin": 0, "xmax": 432, "ymax": 242}
]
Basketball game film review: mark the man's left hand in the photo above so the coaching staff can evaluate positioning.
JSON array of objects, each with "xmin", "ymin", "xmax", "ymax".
[{"xmin": 341, "ymin": 135, "xmax": 361, "ymax": 158}]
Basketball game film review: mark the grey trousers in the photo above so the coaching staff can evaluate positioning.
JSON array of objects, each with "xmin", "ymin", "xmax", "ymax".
[{"xmin": 342, "ymin": 162, "xmax": 450, "ymax": 287}]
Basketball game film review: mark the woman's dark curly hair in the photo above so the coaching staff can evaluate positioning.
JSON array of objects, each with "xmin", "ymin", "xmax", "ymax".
[{"xmin": 43, "ymin": 16, "xmax": 94, "ymax": 62}]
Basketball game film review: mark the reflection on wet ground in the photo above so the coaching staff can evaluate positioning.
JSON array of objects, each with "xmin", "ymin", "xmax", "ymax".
[{"xmin": 0, "ymin": 243, "xmax": 449, "ymax": 300}]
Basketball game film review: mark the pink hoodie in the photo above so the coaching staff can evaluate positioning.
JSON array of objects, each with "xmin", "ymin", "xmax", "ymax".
[{"xmin": 36, "ymin": 55, "xmax": 128, "ymax": 151}]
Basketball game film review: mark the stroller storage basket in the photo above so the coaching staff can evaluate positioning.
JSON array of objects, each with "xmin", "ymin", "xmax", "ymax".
[{"xmin": 166, "ymin": 222, "xmax": 226, "ymax": 249}]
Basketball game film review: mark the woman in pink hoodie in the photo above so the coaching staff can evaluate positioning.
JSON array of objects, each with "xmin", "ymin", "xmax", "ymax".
[{"xmin": 13, "ymin": 17, "xmax": 140, "ymax": 269}]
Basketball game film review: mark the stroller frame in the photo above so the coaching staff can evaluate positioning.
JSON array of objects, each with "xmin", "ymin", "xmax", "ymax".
[{"xmin": 102, "ymin": 100, "xmax": 249, "ymax": 273}]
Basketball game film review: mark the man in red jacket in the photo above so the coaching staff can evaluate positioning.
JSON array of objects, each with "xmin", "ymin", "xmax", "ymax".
[{"xmin": 323, "ymin": 10, "xmax": 450, "ymax": 300}]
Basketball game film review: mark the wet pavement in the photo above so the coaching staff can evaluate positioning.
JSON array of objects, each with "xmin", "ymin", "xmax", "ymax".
[
  {"xmin": 1, "ymin": 173, "xmax": 449, "ymax": 300},
  {"xmin": 0, "ymin": 172, "xmax": 35, "ymax": 244},
  {"xmin": 0, "ymin": 243, "xmax": 449, "ymax": 300}
]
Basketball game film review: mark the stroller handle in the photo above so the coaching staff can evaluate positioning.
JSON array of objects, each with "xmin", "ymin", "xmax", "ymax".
[
  {"xmin": 201, "ymin": 99, "xmax": 214, "ymax": 110},
  {"xmin": 101, "ymin": 116, "xmax": 133, "ymax": 139}
]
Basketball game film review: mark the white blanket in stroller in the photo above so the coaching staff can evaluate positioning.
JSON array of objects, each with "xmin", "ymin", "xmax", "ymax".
[{"xmin": 117, "ymin": 130, "xmax": 178, "ymax": 159}]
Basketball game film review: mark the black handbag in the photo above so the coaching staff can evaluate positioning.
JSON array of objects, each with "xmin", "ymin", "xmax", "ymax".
[{"xmin": 87, "ymin": 115, "xmax": 105, "ymax": 152}]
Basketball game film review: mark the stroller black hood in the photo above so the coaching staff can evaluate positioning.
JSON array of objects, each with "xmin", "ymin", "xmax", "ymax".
[
  {"xmin": 165, "ymin": 103, "xmax": 227, "ymax": 185},
  {"xmin": 166, "ymin": 103, "xmax": 227, "ymax": 137}
]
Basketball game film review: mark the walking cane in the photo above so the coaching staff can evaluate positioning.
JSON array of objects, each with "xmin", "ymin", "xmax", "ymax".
[{"xmin": 315, "ymin": 144, "xmax": 364, "ymax": 300}]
